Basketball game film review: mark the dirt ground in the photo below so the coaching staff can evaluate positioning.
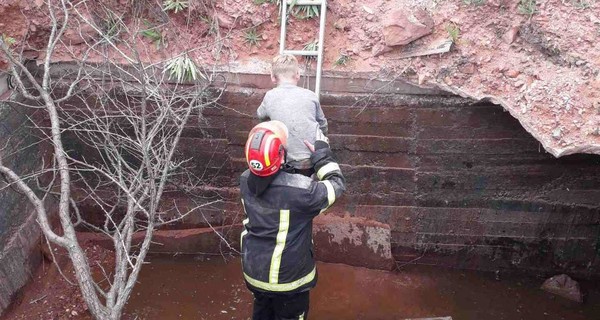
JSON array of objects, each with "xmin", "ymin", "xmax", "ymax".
[{"xmin": 1, "ymin": 241, "xmax": 114, "ymax": 320}]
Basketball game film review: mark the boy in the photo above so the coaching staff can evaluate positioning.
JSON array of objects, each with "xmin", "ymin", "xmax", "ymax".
[
  {"xmin": 240, "ymin": 121, "xmax": 345, "ymax": 320},
  {"xmin": 257, "ymin": 54, "xmax": 328, "ymax": 175}
]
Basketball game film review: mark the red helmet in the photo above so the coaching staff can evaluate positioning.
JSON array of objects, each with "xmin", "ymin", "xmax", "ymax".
[{"xmin": 245, "ymin": 126, "xmax": 286, "ymax": 177}]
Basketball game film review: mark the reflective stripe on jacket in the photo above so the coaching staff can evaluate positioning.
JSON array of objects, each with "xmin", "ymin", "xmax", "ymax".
[{"xmin": 239, "ymin": 146, "xmax": 345, "ymax": 294}]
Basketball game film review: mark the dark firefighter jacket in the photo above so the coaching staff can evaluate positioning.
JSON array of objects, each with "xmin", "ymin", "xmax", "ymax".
[{"xmin": 239, "ymin": 142, "xmax": 346, "ymax": 294}]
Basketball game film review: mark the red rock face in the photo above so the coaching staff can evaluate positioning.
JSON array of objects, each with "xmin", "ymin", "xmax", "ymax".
[
  {"xmin": 382, "ymin": 9, "xmax": 434, "ymax": 47},
  {"xmin": 59, "ymin": 72, "xmax": 600, "ymax": 276},
  {"xmin": 2, "ymin": 0, "xmax": 600, "ymax": 156}
]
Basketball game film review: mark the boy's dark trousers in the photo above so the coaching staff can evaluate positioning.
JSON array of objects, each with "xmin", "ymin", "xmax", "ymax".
[{"xmin": 251, "ymin": 290, "xmax": 310, "ymax": 320}]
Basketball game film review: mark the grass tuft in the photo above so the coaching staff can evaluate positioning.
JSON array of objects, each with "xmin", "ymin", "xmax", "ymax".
[
  {"xmin": 1, "ymin": 34, "xmax": 16, "ymax": 47},
  {"xmin": 164, "ymin": 55, "xmax": 200, "ymax": 82},
  {"xmin": 290, "ymin": 4, "xmax": 320, "ymax": 20},
  {"xmin": 446, "ymin": 23, "xmax": 460, "ymax": 43},
  {"xmin": 570, "ymin": 0, "xmax": 594, "ymax": 9},
  {"xmin": 254, "ymin": 0, "xmax": 319, "ymax": 20},
  {"xmin": 163, "ymin": 0, "xmax": 189, "ymax": 13},
  {"xmin": 303, "ymin": 39, "xmax": 319, "ymax": 60},
  {"xmin": 334, "ymin": 53, "xmax": 350, "ymax": 66},
  {"xmin": 140, "ymin": 20, "xmax": 166, "ymax": 49},
  {"xmin": 463, "ymin": 0, "xmax": 486, "ymax": 5},
  {"xmin": 518, "ymin": 0, "xmax": 537, "ymax": 16},
  {"xmin": 243, "ymin": 27, "xmax": 262, "ymax": 47}
]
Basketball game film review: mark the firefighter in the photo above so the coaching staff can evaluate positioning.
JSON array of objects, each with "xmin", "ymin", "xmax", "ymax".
[{"xmin": 239, "ymin": 121, "xmax": 346, "ymax": 320}]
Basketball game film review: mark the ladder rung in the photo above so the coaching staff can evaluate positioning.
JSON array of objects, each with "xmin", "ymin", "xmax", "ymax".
[
  {"xmin": 282, "ymin": 50, "xmax": 318, "ymax": 56},
  {"xmin": 286, "ymin": 0, "xmax": 323, "ymax": 5}
]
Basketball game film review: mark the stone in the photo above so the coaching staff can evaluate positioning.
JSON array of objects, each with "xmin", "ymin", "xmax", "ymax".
[
  {"xmin": 541, "ymin": 274, "xmax": 583, "ymax": 303},
  {"xmin": 552, "ymin": 128, "xmax": 562, "ymax": 139},
  {"xmin": 503, "ymin": 26, "xmax": 520, "ymax": 44},
  {"xmin": 505, "ymin": 69, "xmax": 520, "ymax": 78},
  {"xmin": 0, "ymin": 268, "xmax": 13, "ymax": 311},
  {"xmin": 62, "ymin": 22, "xmax": 96, "ymax": 45},
  {"xmin": 382, "ymin": 9, "xmax": 434, "ymax": 47},
  {"xmin": 371, "ymin": 43, "xmax": 393, "ymax": 57},
  {"xmin": 0, "ymin": 245, "xmax": 29, "ymax": 295},
  {"xmin": 334, "ymin": 19, "xmax": 350, "ymax": 31},
  {"xmin": 215, "ymin": 12, "xmax": 235, "ymax": 29},
  {"xmin": 459, "ymin": 63, "xmax": 477, "ymax": 74},
  {"xmin": 313, "ymin": 215, "xmax": 395, "ymax": 270},
  {"xmin": 250, "ymin": 14, "xmax": 268, "ymax": 27},
  {"xmin": 17, "ymin": 215, "xmax": 42, "ymax": 253}
]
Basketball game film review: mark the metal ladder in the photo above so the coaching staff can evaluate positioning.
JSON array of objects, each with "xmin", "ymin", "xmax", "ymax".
[{"xmin": 279, "ymin": 0, "xmax": 327, "ymax": 99}]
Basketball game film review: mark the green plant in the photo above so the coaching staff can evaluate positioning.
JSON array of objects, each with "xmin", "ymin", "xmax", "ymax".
[
  {"xmin": 253, "ymin": 0, "xmax": 281, "ymax": 5},
  {"xmin": 288, "ymin": 0, "xmax": 320, "ymax": 20},
  {"xmin": 518, "ymin": 0, "xmax": 537, "ymax": 16},
  {"xmin": 302, "ymin": 39, "xmax": 319, "ymax": 60},
  {"xmin": 140, "ymin": 20, "xmax": 165, "ymax": 49},
  {"xmin": 255, "ymin": 0, "xmax": 319, "ymax": 20},
  {"xmin": 446, "ymin": 23, "xmax": 460, "ymax": 43},
  {"xmin": 334, "ymin": 53, "xmax": 350, "ymax": 66},
  {"xmin": 243, "ymin": 27, "xmax": 262, "ymax": 47},
  {"xmin": 253, "ymin": 0, "xmax": 320, "ymax": 20},
  {"xmin": 1, "ymin": 34, "xmax": 16, "ymax": 47},
  {"xmin": 290, "ymin": 4, "xmax": 320, "ymax": 19},
  {"xmin": 164, "ymin": 55, "xmax": 200, "ymax": 82},
  {"xmin": 163, "ymin": 0, "xmax": 189, "ymax": 13},
  {"xmin": 463, "ymin": 0, "xmax": 486, "ymax": 4}
]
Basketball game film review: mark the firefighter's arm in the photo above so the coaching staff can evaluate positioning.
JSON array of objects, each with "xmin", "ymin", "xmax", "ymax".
[{"xmin": 300, "ymin": 136, "xmax": 346, "ymax": 214}]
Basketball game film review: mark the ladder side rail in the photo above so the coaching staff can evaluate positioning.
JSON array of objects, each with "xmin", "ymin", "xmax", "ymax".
[
  {"xmin": 314, "ymin": 0, "xmax": 327, "ymax": 98},
  {"xmin": 279, "ymin": 0, "xmax": 288, "ymax": 54}
]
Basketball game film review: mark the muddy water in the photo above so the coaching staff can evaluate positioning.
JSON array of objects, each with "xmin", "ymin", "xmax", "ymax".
[{"xmin": 125, "ymin": 256, "xmax": 600, "ymax": 320}]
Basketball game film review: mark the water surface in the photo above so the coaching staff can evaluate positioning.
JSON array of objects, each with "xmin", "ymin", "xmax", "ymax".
[{"xmin": 125, "ymin": 256, "xmax": 600, "ymax": 320}]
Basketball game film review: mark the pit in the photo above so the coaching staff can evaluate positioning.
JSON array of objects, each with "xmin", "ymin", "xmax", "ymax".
[{"xmin": 1, "ymin": 69, "xmax": 600, "ymax": 319}]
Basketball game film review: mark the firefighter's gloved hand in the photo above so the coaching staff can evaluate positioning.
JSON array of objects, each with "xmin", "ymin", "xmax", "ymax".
[{"xmin": 313, "ymin": 140, "xmax": 329, "ymax": 151}]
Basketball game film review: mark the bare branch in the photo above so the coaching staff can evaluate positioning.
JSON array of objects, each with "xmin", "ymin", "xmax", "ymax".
[{"xmin": 0, "ymin": 163, "xmax": 69, "ymax": 246}]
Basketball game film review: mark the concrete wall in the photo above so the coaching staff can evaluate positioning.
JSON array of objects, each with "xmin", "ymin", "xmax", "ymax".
[
  {"xmin": 177, "ymin": 73, "xmax": 600, "ymax": 276},
  {"xmin": 0, "ymin": 86, "xmax": 50, "ymax": 313}
]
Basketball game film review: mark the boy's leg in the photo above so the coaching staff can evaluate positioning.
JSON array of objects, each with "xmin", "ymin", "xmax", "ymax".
[
  {"xmin": 252, "ymin": 291, "xmax": 275, "ymax": 320},
  {"xmin": 272, "ymin": 291, "xmax": 310, "ymax": 320},
  {"xmin": 286, "ymin": 160, "xmax": 314, "ymax": 178}
]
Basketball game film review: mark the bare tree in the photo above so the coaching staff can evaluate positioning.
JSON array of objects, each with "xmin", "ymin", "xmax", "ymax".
[{"xmin": 0, "ymin": 1, "xmax": 225, "ymax": 319}]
